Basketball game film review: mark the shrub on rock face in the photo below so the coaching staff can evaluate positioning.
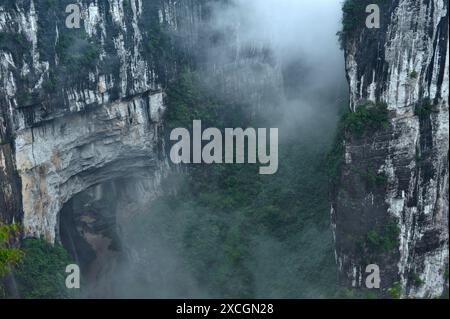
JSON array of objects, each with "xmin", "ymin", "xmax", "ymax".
[
  {"xmin": 409, "ymin": 70, "xmax": 418, "ymax": 79},
  {"xmin": 326, "ymin": 101, "xmax": 389, "ymax": 185},
  {"xmin": 0, "ymin": 223, "xmax": 23, "ymax": 277},
  {"xmin": 0, "ymin": 223, "xmax": 23, "ymax": 298},
  {"xmin": 14, "ymin": 239, "xmax": 75, "ymax": 299},
  {"xmin": 388, "ymin": 282, "xmax": 402, "ymax": 299},
  {"xmin": 343, "ymin": 102, "xmax": 389, "ymax": 137},
  {"xmin": 366, "ymin": 222, "xmax": 400, "ymax": 253},
  {"xmin": 337, "ymin": 0, "xmax": 367, "ymax": 49},
  {"xmin": 414, "ymin": 98, "xmax": 434, "ymax": 119},
  {"xmin": 408, "ymin": 272, "xmax": 424, "ymax": 287}
]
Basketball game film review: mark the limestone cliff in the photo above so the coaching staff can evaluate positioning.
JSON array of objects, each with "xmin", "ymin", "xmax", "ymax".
[
  {"xmin": 0, "ymin": 0, "xmax": 280, "ymax": 274},
  {"xmin": 0, "ymin": 0, "xmax": 204, "ymax": 242},
  {"xmin": 2, "ymin": 0, "xmax": 448, "ymax": 300},
  {"xmin": 332, "ymin": 0, "xmax": 449, "ymax": 298}
]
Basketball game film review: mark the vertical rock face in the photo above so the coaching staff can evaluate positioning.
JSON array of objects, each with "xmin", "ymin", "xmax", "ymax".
[
  {"xmin": 0, "ymin": 0, "xmax": 280, "ymax": 261},
  {"xmin": 333, "ymin": 0, "xmax": 448, "ymax": 297},
  {"xmin": 0, "ymin": 0, "xmax": 287, "ymax": 296},
  {"xmin": 0, "ymin": 0, "xmax": 282, "ymax": 243},
  {"xmin": 0, "ymin": 0, "xmax": 205, "ymax": 242}
]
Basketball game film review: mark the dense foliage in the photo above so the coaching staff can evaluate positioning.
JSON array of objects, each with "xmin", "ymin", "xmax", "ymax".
[
  {"xmin": 337, "ymin": 0, "xmax": 367, "ymax": 48},
  {"xmin": 13, "ymin": 239, "xmax": 74, "ymax": 299},
  {"xmin": 343, "ymin": 102, "xmax": 389, "ymax": 137},
  {"xmin": 414, "ymin": 98, "xmax": 435, "ymax": 119},
  {"xmin": 122, "ymin": 68, "xmax": 340, "ymax": 298},
  {"xmin": 366, "ymin": 222, "xmax": 400, "ymax": 253},
  {"xmin": 0, "ymin": 224, "xmax": 23, "ymax": 278},
  {"xmin": 0, "ymin": 223, "xmax": 23, "ymax": 298}
]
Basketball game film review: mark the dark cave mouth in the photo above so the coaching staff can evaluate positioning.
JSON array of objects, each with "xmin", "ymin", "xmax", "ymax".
[
  {"xmin": 57, "ymin": 172, "xmax": 167, "ymax": 297},
  {"xmin": 58, "ymin": 180, "xmax": 124, "ymax": 286}
]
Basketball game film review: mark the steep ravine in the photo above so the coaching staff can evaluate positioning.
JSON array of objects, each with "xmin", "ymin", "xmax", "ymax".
[
  {"xmin": 1, "ymin": 0, "xmax": 290, "ymax": 297},
  {"xmin": 1, "ymin": 0, "xmax": 448, "ymax": 299}
]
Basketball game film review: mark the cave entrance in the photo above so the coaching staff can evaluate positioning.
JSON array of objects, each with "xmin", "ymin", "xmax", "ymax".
[
  {"xmin": 58, "ymin": 172, "xmax": 165, "ymax": 297},
  {"xmin": 57, "ymin": 171, "xmax": 205, "ymax": 298},
  {"xmin": 59, "ymin": 181, "xmax": 123, "ymax": 295}
]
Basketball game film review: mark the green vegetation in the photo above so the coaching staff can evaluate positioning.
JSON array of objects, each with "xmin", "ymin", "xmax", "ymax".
[
  {"xmin": 125, "ymin": 68, "xmax": 340, "ymax": 298},
  {"xmin": 388, "ymin": 282, "xmax": 402, "ymax": 299},
  {"xmin": 15, "ymin": 34, "xmax": 31, "ymax": 50},
  {"xmin": 337, "ymin": 0, "xmax": 367, "ymax": 48},
  {"xmin": 165, "ymin": 67, "xmax": 221, "ymax": 129},
  {"xmin": 326, "ymin": 102, "xmax": 389, "ymax": 186},
  {"xmin": 16, "ymin": 92, "xmax": 33, "ymax": 107},
  {"xmin": 35, "ymin": 27, "xmax": 102, "ymax": 92},
  {"xmin": 0, "ymin": 133, "xmax": 17, "ymax": 146},
  {"xmin": 43, "ymin": 74, "xmax": 57, "ymax": 93},
  {"xmin": 366, "ymin": 222, "xmax": 400, "ymax": 253},
  {"xmin": 56, "ymin": 32, "xmax": 100, "ymax": 70},
  {"xmin": 0, "ymin": 32, "xmax": 31, "ymax": 51},
  {"xmin": 0, "ymin": 224, "xmax": 23, "ymax": 278},
  {"xmin": 409, "ymin": 70, "xmax": 418, "ymax": 79},
  {"xmin": 14, "ymin": 239, "xmax": 74, "ymax": 299},
  {"xmin": 129, "ymin": 145, "xmax": 337, "ymax": 298},
  {"xmin": 408, "ymin": 272, "xmax": 424, "ymax": 287},
  {"xmin": 343, "ymin": 102, "xmax": 389, "ymax": 137},
  {"xmin": 142, "ymin": 10, "xmax": 184, "ymax": 86},
  {"xmin": 360, "ymin": 169, "xmax": 388, "ymax": 189},
  {"xmin": 414, "ymin": 98, "xmax": 434, "ymax": 119},
  {"xmin": 0, "ymin": 223, "xmax": 23, "ymax": 298}
]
